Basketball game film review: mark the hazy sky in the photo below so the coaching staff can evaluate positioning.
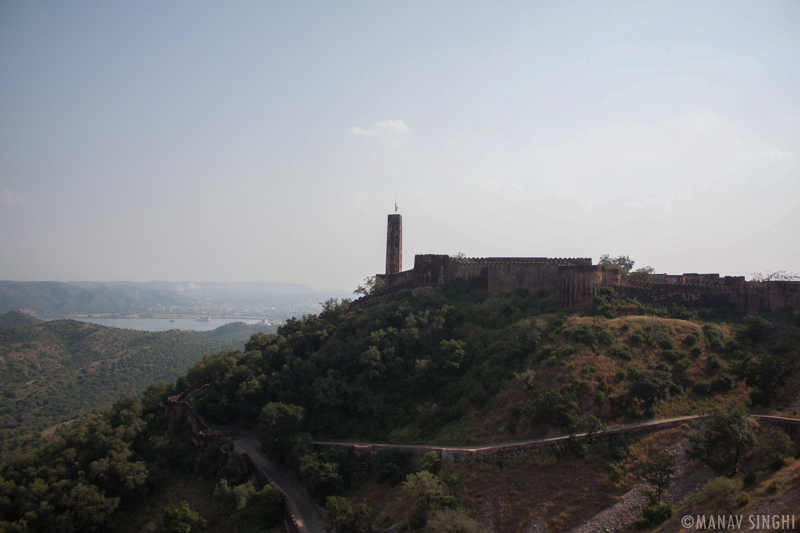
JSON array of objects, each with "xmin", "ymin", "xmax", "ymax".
[{"xmin": 1, "ymin": 1, "xmax": 798, "ymax": 290}]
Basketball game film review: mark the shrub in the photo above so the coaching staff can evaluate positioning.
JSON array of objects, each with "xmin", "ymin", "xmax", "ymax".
[
  {"xmin": 221, "ymin": 453, "xmax": 250, "ymax": 486},
  {"xmin": 298, "ymin": 453, "xmax": 343, "ymax": 503},
  {"xmin": 706, "ymin": 355, "xmax": 722, "ymax": 371},
  {"xmin": 739, "ymin": 315, "xmax": 773, "ymax": 343},
  {"xmin": 674, "ymin": 359, "xmax": 690, "ymax": 373},
  {"xmin": 635, "ymin": 502, "xmax": 672, "ymax": 529},
  {"xmin": 693, "ymin": 381, "xmax": 712, "ymax": 396},
  {"xmin": 326, "ymin": 496, "xmax": 371, "ymax": 533},
  {"xmin": 683, "ymin": 331, "xmax": 700, "ymax": 346},
  {"xmin": 658, "ymin": 337, "xmax": 676, "ymax": 350},
  {"xmin": 527, "ymin": 389, "xmax": 580, "ymax": 431},
  {"xmin": 690, "ymin": 346, "xmax": 703, "ymax": 358},
  {"xmin": 662, "ymin": 349, "xmax": 688, "ymax": 362},
  {"xmin": 402, "ymin": 472, "xmax": 457, "ymax": 523},
  {"xmin": 710, "ymin": 373, "xmax": 733, "ymax": 393},
  {"xmin": 703, "ymin": 325, "xmax": 728, "ymax": 351},
  {"xmin": 607, "ymin": 344, "xmax": 633, "ymax": 361},
  {"xmin": 162, "ymin": 501, "xmax": 207, "ymax": 533},
  {"xmin": 421, "ymin": 451, "xmax": 443, "ymax": 475},
  {"xmin": 701, "ymin": 477, "xmax": 749, "ymax": 510},
  {"xmin": 373, "ymin": 448, "xmax": 412, "ymax": 485},
  {"xmin": 423, "ymin": 509, "xmax": 483, "ymax": 533},
  {"xmin": 630, "ymin": 371, "xmax": 680, "ymax": 409}
]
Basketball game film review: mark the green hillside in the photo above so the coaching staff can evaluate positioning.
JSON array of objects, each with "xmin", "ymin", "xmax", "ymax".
[
  {"xmin": 0, "ymin": 310, "xmax": 43, "ymax": 327},
  {"xmin": 1, "ymin": 289, "xmax": 799, "ymax": 533},
  {"xmin": 186, "ymin": 289, "xmax": 800, "ymax": 444},
  {"xmin": 0, "ymin": 314, "xmax": 273, "ymax": 460}
]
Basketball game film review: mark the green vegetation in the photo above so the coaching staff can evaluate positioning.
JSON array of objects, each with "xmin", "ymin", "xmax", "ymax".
[
  {"xmin": 0, "ymin": 314, "xmax": 271, "ymax": 460},
  {"xmin": 688, "ymin": 405, "xmax": 758, "ymax": 477},
  {"xmin": 1, "ymin": 278, "xmax": 799, "ymax": 532}
]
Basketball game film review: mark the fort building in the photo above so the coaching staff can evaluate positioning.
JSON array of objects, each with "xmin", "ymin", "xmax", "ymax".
[{"xmin": 369, "ymin": 214, "xmax": 800, "ymax": 312}]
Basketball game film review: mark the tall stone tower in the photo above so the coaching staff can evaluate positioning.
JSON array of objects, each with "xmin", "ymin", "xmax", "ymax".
[{"xmin": 385, "ymin": 214, "xmax": 402, "ymax": 275}]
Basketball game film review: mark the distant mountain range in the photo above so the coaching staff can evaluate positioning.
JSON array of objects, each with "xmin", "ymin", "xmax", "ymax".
[
  {"xmin": 0, "ymin": 280, "xmax": 346, "ymax": 316},
  {"xmin": 69, "ymin": 280, "xmax": 316, "ymax": 293}
]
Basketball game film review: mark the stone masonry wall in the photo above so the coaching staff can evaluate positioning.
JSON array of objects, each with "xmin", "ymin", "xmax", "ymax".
[
  {"xmin": 165, "ymin": 384, "xmax": 310, "ymax": 533},
  {"xmin": 316, "ymin": 415, "xmax": 800, "ymax": 486}
]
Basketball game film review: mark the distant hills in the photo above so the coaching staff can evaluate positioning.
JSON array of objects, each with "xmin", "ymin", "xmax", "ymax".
[
  {"xmin": 0, "ymin": 280, "xmax": 345, "ymax": 316},
  {"xmin": 69, "ymin": 280, "xmax": 316, "ymax": 293},
  {"xmin": 0, "ymin": 311, "xmax": 276, "ymax": 460},
  {"xmin": 0, "ymin": 281, "xmax": 183, "ymax": 315}
]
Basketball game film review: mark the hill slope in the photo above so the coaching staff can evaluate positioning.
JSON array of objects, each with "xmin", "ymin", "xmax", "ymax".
[
  {"xmin": 186, "ymin": 288, "xmax": 800, "ymax": 444},
  {"xmin": 0, "ymin": 313, "xmax": 273, "ymax": 459},
  {"xmin": 0, "ymin": 311, "xmax": 43, "ymax": 327}
]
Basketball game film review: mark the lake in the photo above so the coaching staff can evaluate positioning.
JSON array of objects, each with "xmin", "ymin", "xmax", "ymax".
[{"xmin": 42, "ymin": 317, "xmax": 267, "ymax": 332}]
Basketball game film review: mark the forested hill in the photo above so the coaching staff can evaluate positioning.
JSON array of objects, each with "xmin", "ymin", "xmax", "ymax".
[
  {"xmin": 186, "ymin": 288, "xmax": 800, "ymax": 445},
  {"xmin": 0, "ymin": 311, "xmax": 43, "ymax": 327},
  {"xmin": 0, "ymin": 314, "xmax": 274, "ymax": 460}
]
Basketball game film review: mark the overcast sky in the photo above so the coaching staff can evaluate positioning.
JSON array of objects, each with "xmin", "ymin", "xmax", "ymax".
[{"xmin": 1, "ymin": 1, "xmax": 798, "ymax": 290}]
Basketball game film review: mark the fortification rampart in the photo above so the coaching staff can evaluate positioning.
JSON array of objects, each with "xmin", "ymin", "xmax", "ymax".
[
  {"xmin": 165, "ymin": 384, "xmax": 313, "ymax": 533},
  {"xmin": 316, "ymin": 415, "xmax": 800, "ymax": 485},
  {"xmin": 371, "ymin": 251, "xmax": 799, "ymax": 312}
]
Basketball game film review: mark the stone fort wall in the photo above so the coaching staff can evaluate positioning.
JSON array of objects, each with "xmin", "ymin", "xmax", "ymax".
[{"xmin": 370, "ymin": 254, "xmax": 800, "ymax": 312}]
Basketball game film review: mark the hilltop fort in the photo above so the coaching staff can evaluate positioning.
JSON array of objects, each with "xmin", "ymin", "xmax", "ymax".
[{"xmin": 371, "ymin": 214, "xmax": 800, "ymax": 312}]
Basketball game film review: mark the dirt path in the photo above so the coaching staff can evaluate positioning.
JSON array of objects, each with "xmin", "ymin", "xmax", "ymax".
[{"xmin": 234, "ymin": 436, "xmax": 328, "ymax": 533}]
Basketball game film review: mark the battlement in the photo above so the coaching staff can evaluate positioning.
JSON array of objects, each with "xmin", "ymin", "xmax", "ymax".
[
  {"xmin": 371, "ymin": 215, "xmax": 799, "ymax": 312},
  {"xmin": 458, "ymin": 257, "xmax": 592, "ymax": 266}
]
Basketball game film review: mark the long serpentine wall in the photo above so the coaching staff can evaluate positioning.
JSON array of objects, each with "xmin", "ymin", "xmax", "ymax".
[
  {"xmin": 165, "ymin": 384, "xmax": 311, "ymax": 533},
  {"xmin": 166, "ymin": 384, "xmax": 800, "ymax": 527}
]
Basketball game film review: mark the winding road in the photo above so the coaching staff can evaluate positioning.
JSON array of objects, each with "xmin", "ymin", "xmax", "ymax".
[{"xmin": 234, "ymin": 436, "xmax": 328, "ymax": 533}]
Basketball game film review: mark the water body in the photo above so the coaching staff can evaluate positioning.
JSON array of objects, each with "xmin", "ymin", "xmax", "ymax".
[{"xmin": 41, "ymin": 317, "xmax": 266, "ymax": 332}]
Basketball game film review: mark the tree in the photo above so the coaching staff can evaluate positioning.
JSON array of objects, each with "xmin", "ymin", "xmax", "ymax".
[
  {"xmin": 258, "ymin": 402, "xmax": 305, "ymax": 464},
  {"xmin": 629, "ymin": 266, "xmax": 658, "ymax": 281},
  {"xmin": 599, "ymin": 254, "xmax": 635, "ymax": 275},
  {"xmin": 688, "ymin": 405, "xmax": 757, "ymax": 477},
  {"xmin": 354, "ymin": 276, "xmax": 386, "ymax": 296},
  {"xmin": 162, "ymin": 501, "xmax": 207, "ymax": 533},
  {"xmin": 402, "ymin": 472, "xmax": 457, "ymax": 522},
  {"xmin": 641, "ymin": 451, "xmax": 675, "ymax": 501},
  {"xmin": 736, "ymin": 353, "xmax": 794, "ymax": 407},
  {"xmin": 298, "ymin": 453, "xmax": 343, "ymax": 504},
  {"xmin": 326, "ymin": 496, "xmax": 371, "ymax": 533},
  {"xmin": 630, "ymin": 371, "xmax": 680, "ymax": 411},
  {"xmin": 424, "ymin": 509, "xmax": 484, "ymax": 533},
  {"xmin": 750, "ymin": 270, "xmax": 800, "ymax": 282}
]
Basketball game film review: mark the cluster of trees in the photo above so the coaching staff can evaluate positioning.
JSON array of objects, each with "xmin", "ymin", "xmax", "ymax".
[
  {"xmin": 0, "ymin": 383, "xmax": 195, "ymax": 532},
  {"xmin": 598, "ymin": 254, "xmax": 660, "ymax": 281},
  {"xmin": 182, "ymin": 280, "xmax": 797, "ymax": 447},
  {"xmin": 188, "ymin": 289, "xmax": 554, "ymax": 441}
]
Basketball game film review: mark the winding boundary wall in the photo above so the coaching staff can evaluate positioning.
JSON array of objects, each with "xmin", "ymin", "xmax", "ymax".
[
  {"xmin": 166, "ymin": 384, "xmax": 310, "ymax": 533},
  {"xmin": 166, "ymin": 385, "xmax": 800, "ymax": 527}
]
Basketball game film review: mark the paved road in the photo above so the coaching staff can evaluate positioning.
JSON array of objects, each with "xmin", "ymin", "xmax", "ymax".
[{"xmin": 235, "ymin": 436, "xmax": 328, "ymax": 533}]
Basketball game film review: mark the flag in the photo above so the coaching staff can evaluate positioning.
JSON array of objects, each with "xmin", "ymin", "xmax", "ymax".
[{"xmin": 395, "ymin": 200, "xmax": 398, "ymax": 213}]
